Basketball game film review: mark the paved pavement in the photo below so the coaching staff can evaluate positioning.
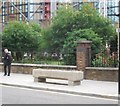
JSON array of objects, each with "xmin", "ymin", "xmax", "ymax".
[{"xmin": 0, "ymin": 72, "xmax": 118, "ymax": 100}]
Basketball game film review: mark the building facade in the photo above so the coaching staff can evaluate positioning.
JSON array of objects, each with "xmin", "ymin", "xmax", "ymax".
[
  {"xmin": 0, "ymin": 0, "xmax": 119, "ymax": 32},
  {"xmin": 0, "ymin": 1, "xmax": 2, "ymax": 32},
  {"xmin": 71, "ymin": 0, "xmax": 119, "ymax": 25},
  {"xmin": 0, "ymin": 0, "xmax": 56, "ymax": 30}
]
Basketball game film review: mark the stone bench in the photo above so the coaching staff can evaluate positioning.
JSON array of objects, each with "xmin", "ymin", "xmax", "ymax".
[{"xmin": 32, "ymin": 68, "xmax": 84, "ymax": 86}]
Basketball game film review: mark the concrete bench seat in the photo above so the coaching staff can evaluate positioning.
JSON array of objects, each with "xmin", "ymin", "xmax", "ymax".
[{"xmin": 32, "ymin": 68, "xmax": 84, "ymax": 86}]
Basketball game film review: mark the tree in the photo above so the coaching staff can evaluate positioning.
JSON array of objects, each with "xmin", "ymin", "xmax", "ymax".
[
  {"xmin": 42, "ymin": 6, "xmax": 77, "ymax": 53},
  {"xmin": 43, "ymin": 4, "xmax": 117, "ymax": 64},
  {"xmin": 42, "ymin": 4, "xmax": 117, "ymax": 53},
  {"xmin": 2, "ymin": 21, "xmax": 41, "ymax": 61},
  {"xmin": 62, "ymin": 29, "xmax": 102, "ymax": 65},
  {"xmin": 74, "ymin": 4, "xmax": 117, "ymax": 44}
]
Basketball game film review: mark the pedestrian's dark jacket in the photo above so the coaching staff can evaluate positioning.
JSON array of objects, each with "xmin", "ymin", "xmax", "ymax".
[{"xmin": 3, "ymin": 53, "xmax": 12, "ymax": 65}]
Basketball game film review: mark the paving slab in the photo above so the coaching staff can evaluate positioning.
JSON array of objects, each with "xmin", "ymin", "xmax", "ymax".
[{"xmin": 0, "ymin": 72, "xmax": 118, "ymax": 100}]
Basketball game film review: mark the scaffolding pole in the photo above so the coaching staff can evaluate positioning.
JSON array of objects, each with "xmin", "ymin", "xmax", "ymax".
[
  {"xmin": 1, "ymin": 1, "xmax": 45, "ymax": 23},
  {"xmin": 7, "ymin": 0, "xmax": 28, "ymax": 22},
  {"xmin": 30, "ymin": 5, "xmax": 41, "ymax": 19}
]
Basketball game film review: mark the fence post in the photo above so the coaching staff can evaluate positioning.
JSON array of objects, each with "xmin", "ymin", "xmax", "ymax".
[{"xmin": 76, "ymin": 40, "xmax": 92, "ymax": 71}]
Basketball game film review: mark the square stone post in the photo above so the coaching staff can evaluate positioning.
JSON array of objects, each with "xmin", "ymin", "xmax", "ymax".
[{"xmin": 76, "ymin": 40, "xmax": 92, "ymax": 71}]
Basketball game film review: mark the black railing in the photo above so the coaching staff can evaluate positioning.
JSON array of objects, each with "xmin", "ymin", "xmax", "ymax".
[
  {"xmin": 91, "ymin": 49, "xmax": 118, "ymax": 67},
  {"xmin": 13, "ymin": 51, "xmax": 63, "ymax": 65},
  {"xmin": 4, "ymin": 51, "xmax": 75, "ymax": 65},
  {"xmin": 1, "ymin": 48, "xmax": 118, "ymax": 67}
]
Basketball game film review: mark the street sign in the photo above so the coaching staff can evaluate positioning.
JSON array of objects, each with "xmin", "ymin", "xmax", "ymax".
[
  {"xmin": 116, "ymin": 28, "xmax": 120, "ymax": 32},
  {"xmin": 118, "ymin": 28, "xmax": 120, "ymax": 32}
]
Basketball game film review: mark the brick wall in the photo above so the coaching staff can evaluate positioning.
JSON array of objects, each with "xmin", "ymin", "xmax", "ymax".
[
  {"xmin": 0, "ymin": 63, "xmax": 77, "ymax": 74},
  {"xmin": 76, "ymin": 40, "xmax": 92, "ymax": 71},
  {"xmin": 85, "ymin": 67, "xmax": 118, "ymax": 82},
  {"xmin": 0, "ymin": 63, "xmax": 118, "ymax": 82}
]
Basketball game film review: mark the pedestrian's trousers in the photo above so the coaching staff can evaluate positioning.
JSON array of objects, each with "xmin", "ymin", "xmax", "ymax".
[{"xmin": 4, "ymin": 64, "xmax": 11, "ymax": 75}]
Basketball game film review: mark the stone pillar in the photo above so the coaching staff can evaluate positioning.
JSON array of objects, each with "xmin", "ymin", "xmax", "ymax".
[{"xmin": 76, "ymin": 40, "xmax": 92, "ymax": 71}]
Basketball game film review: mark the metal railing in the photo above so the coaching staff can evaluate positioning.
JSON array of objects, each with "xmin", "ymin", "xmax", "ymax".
[
  {"xmin": 91, "ymin": 49, "xmax": 118, "ymax": 67},
  {"xmin": 5, "ymin": 51, "xmax": 75, "ymax": 65},
  {"xmin": 1, "ymin": 48, "xmax": 118, "ymax": 67}
]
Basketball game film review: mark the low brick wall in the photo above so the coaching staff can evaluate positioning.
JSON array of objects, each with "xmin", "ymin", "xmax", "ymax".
[
  {"xmin": 0, "ymin": 63, "xmax": 118, "ymax": 82},
  {"xmin": 0, "ymin": 63, "xmax": 77, "ymax": 74},
  {"xmin": 85, "ymin": 67, "xmax": 118, "ymax": 82}
]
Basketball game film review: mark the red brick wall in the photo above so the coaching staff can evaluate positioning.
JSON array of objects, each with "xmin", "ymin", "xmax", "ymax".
[
  {"xmin": 76, "ymin": 41, "xmax": 92, "ymax": 71},
  {"xmin": 0, "ymin": 63, "xmax": 118, "ymax": 82},
  {"xmin": 85, "ymin": 67, "xmax": 118, "ymax": 82}
]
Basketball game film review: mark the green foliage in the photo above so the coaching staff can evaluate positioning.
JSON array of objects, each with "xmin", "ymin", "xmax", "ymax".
[
  {"xmin": 42, "ymin": 4, "xmax": 117, "ymax": 55},
  {"xmin": 42, "ymin": 6, "xmax": 77, "ymax": 52},
  {"xmin": 74, "ymin": 4, "xmax": 117, "ymax": 45},
  {"xmin": 2, "ymin": 21, "xmax": 41, "ymax": 61},
  {"xmin": 110, "ymin": 34, "xmax": 118, "ymax": 53},
  {"xmin": 29, "ymin": 22, "xmax": 42, "ymax": 50},
  {"xmin": 62, "ymin": 29, "xmax": 102, "ymax": 65},
  {"xmin": 92, "ymin": 52, "xmax": 118, "ymax": 67},
  {"xmin": 41, "ymin": 27, "xmax": 56, "ymax": 52}
]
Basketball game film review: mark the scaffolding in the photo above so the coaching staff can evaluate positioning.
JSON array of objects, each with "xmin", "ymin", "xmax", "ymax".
[
  {"xmin": 0, "ymin": 0, "xmax": 119, "ymax": 31},
  {"xmin": 0, "ymin": 0, "xmax": 52, "ymax": 31},
  {"xmin": 72, "ymin": 0, "xmax": 119, "ymax": 25}
]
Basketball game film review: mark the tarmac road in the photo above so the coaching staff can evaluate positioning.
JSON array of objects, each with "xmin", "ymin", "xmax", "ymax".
[{"xmin": 1, "ymin": 85, "xmax": 118, "ymax": 104}]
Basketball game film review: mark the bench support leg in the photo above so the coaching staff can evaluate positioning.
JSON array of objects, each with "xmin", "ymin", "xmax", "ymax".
[
  {"xmin": 34, "ymin": 77, "xmax": 46, "ymax": 82},
  {"xmin": 68, "ymin": 80, "xmax": 80, "ymax": 86}
]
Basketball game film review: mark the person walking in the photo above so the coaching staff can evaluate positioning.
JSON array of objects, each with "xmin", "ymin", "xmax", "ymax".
[{"xmin": 3, "ymin": 48, "xmax": 12, "ymax": 76}]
